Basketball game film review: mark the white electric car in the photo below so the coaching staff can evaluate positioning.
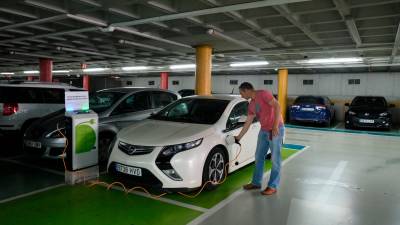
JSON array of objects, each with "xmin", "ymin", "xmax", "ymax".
[{"xmin": 107, "ymin": 95, "xmax": 263, "ymax": 191}]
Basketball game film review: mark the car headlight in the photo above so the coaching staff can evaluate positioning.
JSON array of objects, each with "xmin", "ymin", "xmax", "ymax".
[
  {"xmin": 49, "ymin": 128, "xmax": 65, "ymax": 138},
  {"xmin": 379, "ymin": 112, "xmax": 388, "ymax": 117},
  {"xmin": 349, "ymin": 111, "xmax": 356, "ymax": 115},
  {"xmin": 161, "ymin": 138, "xmax": 203, "ymax": 157}
]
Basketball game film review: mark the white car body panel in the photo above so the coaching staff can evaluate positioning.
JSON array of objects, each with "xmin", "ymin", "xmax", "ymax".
[{"xmin": 108, "ymin": 95, "xmax": 274, "ymax": 189}]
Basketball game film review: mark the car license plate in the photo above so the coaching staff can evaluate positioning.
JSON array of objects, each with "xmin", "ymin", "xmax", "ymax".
[
  {"xmin": 115, "ymin": 163, "xmax": 142, "ymax": 176},
  {"xmin": 360, "ymin": 119, "xmax": 374, "ymax": 124},
  {"xmin": 25, "ymin": 140, "xmax": 42, "ymax": 148},
  {"xmin": 301, "ymin": 108, "xmax": 314, "ymax": 111}
]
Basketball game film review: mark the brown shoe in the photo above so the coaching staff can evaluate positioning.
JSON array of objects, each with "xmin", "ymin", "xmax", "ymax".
[
  {"xmin": 261, "ymin": 187, "xmax": 277, "ymax": 195},
  {"xmin": 243, "ymin": 183, "xmax": 261, "ymax": 190}
]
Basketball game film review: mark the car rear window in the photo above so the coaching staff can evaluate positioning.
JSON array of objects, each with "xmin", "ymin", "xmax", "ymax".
[
  {"xmin": 0, "ymin": 86, "xmax": 65, "ymax": 104},
  {"xmin": 294, "ymin": 96, "xmax": 324, "ymax": 105}
]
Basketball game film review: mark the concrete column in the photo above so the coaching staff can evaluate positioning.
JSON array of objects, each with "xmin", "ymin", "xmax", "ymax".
[
  {"xmin": 160, "ymin": 72, "xmax": 168, "ymax": 89},
  {"xmin": 39, "ymin": 58, "xmax": 52, "ymax": 82},
  {"xmin": 81, "ymin": 63, "xmax": 90, "ymax": 91}
]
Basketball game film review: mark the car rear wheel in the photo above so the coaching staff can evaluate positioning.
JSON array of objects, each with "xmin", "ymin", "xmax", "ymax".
[{"xmin": 202, "ymin": 148, "xmax": 227, "ymax": 191}]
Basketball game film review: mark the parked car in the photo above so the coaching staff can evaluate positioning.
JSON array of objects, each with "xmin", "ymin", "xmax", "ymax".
[
  {"xmin": 107, "ymin": 95, "xmax": 265, "ymax": 191},
  {"xmin": 23, "ymin": 87, "xmax": 180, "ymax": 162},
  {"xmin": 289, "ymin": 95, "xmax": 335, "ymax": 127},
  {"xmin": 345, "ymin": 96, "xmax": 394, "ymax": 130},
  {"xmin": 178, "ymin": 89, "xmax": 195, "ymax": 97},
  {"xmin": 0, "ymin": 82, "xmax": 82, "ymax": 136}
]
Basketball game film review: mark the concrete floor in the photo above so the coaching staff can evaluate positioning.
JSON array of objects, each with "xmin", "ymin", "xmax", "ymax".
[
  {"xmin": 1, "ymin": 128, "xmax": 400, "ymax": 225},
  {"xmin": 192, "ymin": 128, "xmax": 400, "ymax": 225}
]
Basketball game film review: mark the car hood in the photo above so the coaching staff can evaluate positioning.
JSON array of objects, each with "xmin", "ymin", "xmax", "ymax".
[
  {"xmin": 348, "ymin": 106, "xmax": 388, "ymax": 114},
  {"xmin": 117, "ymin": 119, "xmax": 215, "ymax": 146}
]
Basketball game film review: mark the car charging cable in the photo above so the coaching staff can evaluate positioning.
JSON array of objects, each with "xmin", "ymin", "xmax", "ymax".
[{"xmin": 57, "ymin": 127, "xmax": 244, "ymax": 199}]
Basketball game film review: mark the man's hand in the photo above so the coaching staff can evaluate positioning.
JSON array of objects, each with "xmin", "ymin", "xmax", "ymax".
[{"xmin": 272, "ymin": 125, "xmax": 279, "ymax": 137}]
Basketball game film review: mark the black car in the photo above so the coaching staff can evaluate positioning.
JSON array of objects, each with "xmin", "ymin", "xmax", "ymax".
[
  {"xmin": 345, "ymin": 96, "xmax": 394, "ymax": 130},
  {"xmin": 178, "ymin": 89, "xmax": 195, "ymax": 97}
]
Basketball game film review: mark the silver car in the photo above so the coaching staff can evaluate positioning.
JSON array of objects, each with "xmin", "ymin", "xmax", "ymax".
[
  {"xmin": 24, "ymin": 87, "xmax": 180, "ymax": 162},
  {"xmin": 0, "ymin": 81, "xmax": 82, "ymax": 136}
]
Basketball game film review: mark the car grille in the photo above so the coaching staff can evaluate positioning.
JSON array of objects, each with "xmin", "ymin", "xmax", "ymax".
[
  {"xmin": 356, "ymin": 113, "xmax": 380, "ymax": 119},
  {"xmin": 118, "ymin": 141, "xmax": 155, "ymax": 156}
]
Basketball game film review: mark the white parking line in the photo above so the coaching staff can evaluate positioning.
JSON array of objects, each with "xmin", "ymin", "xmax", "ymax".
[
  {"xmin": 0, "ymin": 184, "xmax": 65, "ymax": 204},
  {"xmin": 0, "ymin": 158, "xmax": 64, "ymax": 176},
  {"xmin": 333, "ymin": 122, "xmax": 343, "ymax": 129},
  {"xmin": 95, "ymin": 182, "xmax": 208, "ymax": 213},
  {"xmin": 188, "ymin": 146, "xmax": 310, "ymax": 225}
]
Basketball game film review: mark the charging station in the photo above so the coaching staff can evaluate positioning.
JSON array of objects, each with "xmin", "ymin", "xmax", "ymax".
[{"xmin": 64, "ymin": 91, "xmax": 99, "ymax": 185}]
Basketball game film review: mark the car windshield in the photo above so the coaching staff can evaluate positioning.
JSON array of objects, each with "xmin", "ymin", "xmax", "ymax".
[
  {"xmin": 89, "ymin": 91, "xmax": 125, "ymax": 113},
  {"xmin": 149, "ymin": 98, "xmax": 230, "ymax": 124},
  {"xmin": 351, "ymin": 97, "xmax": 386, "ymax": 107},
  {"xmin": 294, "ymin": 96, "xmax": 324, "ymax": 105}
]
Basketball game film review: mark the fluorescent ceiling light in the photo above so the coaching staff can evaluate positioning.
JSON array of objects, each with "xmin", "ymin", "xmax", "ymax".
[
  {"xmin": 169, "ymin": 64, "xmax": 196, "ymax": 70},
  {"xmin": 122, "ymin": 66, "xmax": 149, "ymax": 71},
  {"xmin": 230, "ymin": 61, "xmax": 269, "ymax": 67},
  {"xmin": 0, "ymin": 72, "xmax": 14, "ymax": 75},
  {"xmin": 305, "ymin": 58, "xmax": 362, "ymax": 64},
  {"xmin": 83, "ymin": 68, "xmax": 108, "ymax": 72},
  {"xmin": 24, "ymin": 70, "xmax": 39, "ymax": 74},
  {"xmin": 53, "ymin": 70, "xmax": 70, "ymax": 73}
]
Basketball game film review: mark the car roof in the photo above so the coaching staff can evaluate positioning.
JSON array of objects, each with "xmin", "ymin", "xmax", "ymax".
[
  {"xmin": 0, "ymin": 81, "xmax": 79, "ymax": 89},
  {"xmin": 184, "ymin": 94, "xmax": 242, "ymax": 101},
  {"xmin": 98, "ymin": 87, "xmax": 176, "ymax": 94}
]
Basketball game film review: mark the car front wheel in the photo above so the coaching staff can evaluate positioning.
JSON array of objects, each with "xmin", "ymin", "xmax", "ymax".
[{"xmin": 202, "ymin": 148, "xmax": 227, "ymax": 191}]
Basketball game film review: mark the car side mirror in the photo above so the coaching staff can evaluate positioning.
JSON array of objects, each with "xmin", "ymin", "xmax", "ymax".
[
  {"xmin": 344, "ymin": 103, "xmax": 350, "ymax": 107},
  {"xmin": 389, "ymin": 104, "xmax": 395, "ymax": 108}
]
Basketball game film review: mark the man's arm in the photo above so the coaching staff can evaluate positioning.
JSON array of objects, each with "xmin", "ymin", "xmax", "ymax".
[
  {"xmin": 268, "ymin": 98, "xmax": 281, "ymax": 136},
  {"xmin": 235, "ymin": 114, "xmax": 255, "ymax": 141}
]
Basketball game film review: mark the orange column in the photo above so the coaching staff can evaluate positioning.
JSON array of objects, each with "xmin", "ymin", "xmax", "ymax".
[
  {"xmin": 278, "ymin": 68, "xmax": 288, "ymax": 122},
  {"xmin": 195, "ymin": 45, "xmax": 212, "ymax": 95}
]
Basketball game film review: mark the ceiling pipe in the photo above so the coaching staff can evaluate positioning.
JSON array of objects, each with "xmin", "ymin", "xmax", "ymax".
[
  {"xmin": 56, "ymin": 46, "xmax": 131, "ymax": 60},
  {"xmin": 118, "ymin": 39, "xmax": 167, "ymax": 52}
]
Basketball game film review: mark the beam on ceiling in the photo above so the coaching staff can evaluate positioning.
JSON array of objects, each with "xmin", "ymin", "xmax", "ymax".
[
  {"xmin": 333, "ymin": 0, "xmax": 362, "ymax": 47},
  {"xmin": 112, "ymin": 0, "xmax": 311, "ymax": 27},
  {"xmin": 389, "ymin": 22, "xmax": 400, "ymax": 64},
  {"xmin": 272, "ymin": 5, "xmax": 323, "ymax": 45},
  {"xmin": 0, "ymin": 15, "xmax": 68, "ymax": 31}
]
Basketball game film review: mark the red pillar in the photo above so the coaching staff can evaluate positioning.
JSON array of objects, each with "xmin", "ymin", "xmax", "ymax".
[
  {"xmin": 27, "ymin": 76, "xmax": 33, "ymax": 81},
  {"xmin": 39, "ymin": 58, "xmax": 52, "ymax": 82},
  {"xmin": 160, "ymin": 72, "xmax": 168, "ymax": 89},
  {"xmin": 81, "ymin": 63, "xmax": 90, "ymax": 91}
]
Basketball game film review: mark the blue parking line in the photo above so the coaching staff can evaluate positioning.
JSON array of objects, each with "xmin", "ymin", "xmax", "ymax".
[{"xmin": 283, "ymin": 143, "xmax": 306, "ymax": 150}]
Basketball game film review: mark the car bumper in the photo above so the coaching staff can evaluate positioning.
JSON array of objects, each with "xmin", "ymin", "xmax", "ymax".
[
  {"xmin": 23, "ymin": 137, "xmax": 66, "ymax": 159},
  {"xmin": 107, "ymin": 140, "xmax": 206, "ymax": 189},
  {"xmin": 346, "ymin": 117, "xmax": 391, "ymax": 129}
]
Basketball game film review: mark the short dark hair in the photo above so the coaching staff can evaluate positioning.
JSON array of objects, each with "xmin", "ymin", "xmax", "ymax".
[{"xmin": 239, "ymin": 82, "xmax": 254, "ymax": 90}]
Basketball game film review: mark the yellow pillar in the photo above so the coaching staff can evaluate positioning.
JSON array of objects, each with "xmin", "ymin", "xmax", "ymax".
[
  {"xmin": 195, "ymin": 45, "xmax": 212, "ymax": 95},
  {"xmin": 278, "ymin": 68, "xmax": 288, "ymax": 122}
]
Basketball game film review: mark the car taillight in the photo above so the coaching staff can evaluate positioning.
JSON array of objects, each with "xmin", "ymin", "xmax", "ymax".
[
  {"xmin": 3, "ymin": 103, "xmax": 18, "ymax": 116},
  {"xmin": 291, "ymin": 105, "xmax": 300, "ymax": 109},
  {"xmin": 315, "ymin": 105, "xmax": 326, "ymax": 110}
]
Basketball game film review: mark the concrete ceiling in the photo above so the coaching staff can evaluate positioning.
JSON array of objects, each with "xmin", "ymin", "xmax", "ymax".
[{"xmin": 1, "ymin": 0, "xmax": 400, "ymax": 75}]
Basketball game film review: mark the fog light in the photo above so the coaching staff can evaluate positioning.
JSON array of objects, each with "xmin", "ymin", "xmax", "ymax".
[
  {"xmin": 346, "ymin": 121, "xmax": 349, "ymax": 124},
  {"xmin": 162, "ymin": 169, "xmax": 183, "ymax": 181}
]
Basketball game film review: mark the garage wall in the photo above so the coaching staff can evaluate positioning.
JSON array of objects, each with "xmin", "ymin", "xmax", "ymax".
[{"xmin": 121, "ymin": 72, "xmax": 400, "ymax": 123}]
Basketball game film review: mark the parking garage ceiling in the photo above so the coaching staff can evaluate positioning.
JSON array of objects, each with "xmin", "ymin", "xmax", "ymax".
[{"xmin": 1, "ymin": 0, "xmax": 400, "ymax": 74}]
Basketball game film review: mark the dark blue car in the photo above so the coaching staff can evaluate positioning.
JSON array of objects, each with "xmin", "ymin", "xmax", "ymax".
[{"xmin": 289, "ymin": 96, "xmax": 335, "ymax": 127}]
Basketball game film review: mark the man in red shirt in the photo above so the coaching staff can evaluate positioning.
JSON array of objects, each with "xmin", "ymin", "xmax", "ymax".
[{"xmin": 235, "ymin": 82, "xmax": 284, "ymax": 195}]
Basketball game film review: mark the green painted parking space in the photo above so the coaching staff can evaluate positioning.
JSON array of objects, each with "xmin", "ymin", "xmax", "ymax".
[
  {"xmin": 0, "ymin": 148, "xmax": 300, "ymax": 225},
  {"xmin": 0, "ymin": 185, "xmax": 201, "ymax": 225},
  {"xmin": 166, "ymin": 148, "xmax": 298, "ymax": 208}
]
